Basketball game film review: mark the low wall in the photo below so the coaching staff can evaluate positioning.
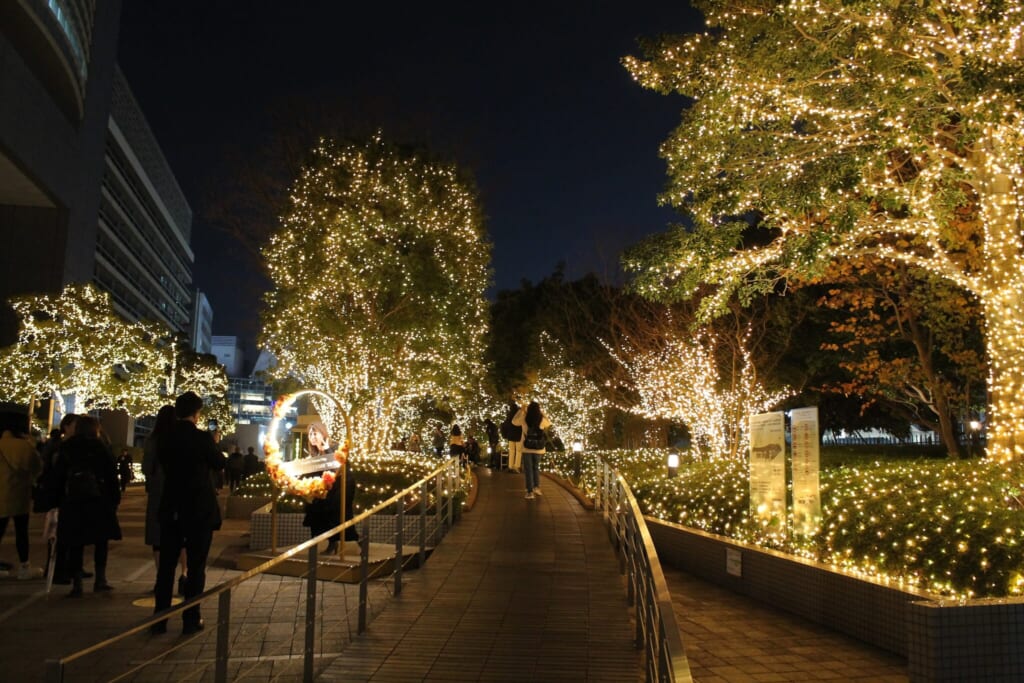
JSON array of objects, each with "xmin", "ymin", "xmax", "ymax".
[{"xmin": 647, "ymin": 517, "xmax": 1024, "ymax": 681}]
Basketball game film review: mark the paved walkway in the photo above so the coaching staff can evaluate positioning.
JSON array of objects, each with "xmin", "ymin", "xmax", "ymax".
[
  {"xmin": 0, "ymin": 468, "xmax": 911, "ymax": 682},
  {"xmin": 319, "ymin": 467, "xmax": 641, "ymax": 682}
]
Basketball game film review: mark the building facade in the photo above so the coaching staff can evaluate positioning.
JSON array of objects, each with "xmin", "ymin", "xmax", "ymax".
[{"xmin": 191, "ymin": 289, "xmax": 213, "ymax": 355}]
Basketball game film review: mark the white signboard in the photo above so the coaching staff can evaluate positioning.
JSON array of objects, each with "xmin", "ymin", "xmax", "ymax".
[
  {"xmin": 790, "ymin": 407, "xmax": 821, "ymax": 535},
  {"xmin": 726, "ymin": 548, "xmax": 742, "ymax": 577},
  {"xmin": 748, "ymin": 411, "xmax": 787, "ymax": 523}
]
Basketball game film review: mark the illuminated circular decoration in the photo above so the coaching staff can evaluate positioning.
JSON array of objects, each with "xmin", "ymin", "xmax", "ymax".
[{"xmin": 264, "ymin": 389, "xmax": 349, "ymax": 500}]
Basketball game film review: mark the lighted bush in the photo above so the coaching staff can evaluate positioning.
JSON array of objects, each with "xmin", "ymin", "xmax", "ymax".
[{"xmin": 543, "ymin": 448, "xmax": 1024, "ymax": 598}]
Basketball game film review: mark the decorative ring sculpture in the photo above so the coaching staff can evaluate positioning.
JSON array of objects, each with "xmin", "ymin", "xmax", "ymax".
[{"xmin": 263, "ymin": 389, "xmax": 349, "ymax": 500}]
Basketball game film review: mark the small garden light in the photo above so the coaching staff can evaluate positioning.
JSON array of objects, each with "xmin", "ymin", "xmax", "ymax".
[{"xmin": 667, "ymin": 452, "xmax": 679, "ymax": 478}]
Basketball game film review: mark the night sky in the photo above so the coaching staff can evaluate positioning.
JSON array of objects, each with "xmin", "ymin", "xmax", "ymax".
[{"xmin": 117, "ymin": 1, "xmax": 702, "ymax": 359}]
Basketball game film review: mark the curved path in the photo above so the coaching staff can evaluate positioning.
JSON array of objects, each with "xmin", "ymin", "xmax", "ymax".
[{"xmin": 319, "ymin": 467, "xmax": 641, "ymax": 682}]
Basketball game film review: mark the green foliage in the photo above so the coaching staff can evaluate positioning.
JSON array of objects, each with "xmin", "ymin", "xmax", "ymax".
[{"xmin": 548, "ymin": 447, "xmax": 1024, "ymax": 598}]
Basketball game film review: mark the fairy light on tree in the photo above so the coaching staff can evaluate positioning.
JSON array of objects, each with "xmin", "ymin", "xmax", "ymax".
[
  {"xmin": 0, "ymin": 284, "xmax": 167, "ymax": 416},
  {"xmin": 260, "ymin": 133, "xmax": 491, "ymax": 453},
  {"xmin": 610, "ymin": 327, "xmax": 790, "ymax": 460},
  {"xmin": 624, "ymin": 1, "xmax": 1024, "ymax": 460},
  {"xmin": 526, "ymin": 333, "xmax": 607, "ymax": 448}
]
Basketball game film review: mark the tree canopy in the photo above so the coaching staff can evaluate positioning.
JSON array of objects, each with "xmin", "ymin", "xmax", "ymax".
[
  {"xmin": 624, "ymin": 0, "xmax": 1024, "ymax": 459},
  {"xmin": 261, "ymin": 133, "xmax": 491, "ymax": 452}
]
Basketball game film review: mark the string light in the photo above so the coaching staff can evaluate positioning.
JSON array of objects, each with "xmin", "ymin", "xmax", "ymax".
[
  {"xmin": 624, "ymin": 1, "xmax": 1024, "ymax": 459},
  {"xmin": 260, "ymin": 133, "xmax": 491, "ymax": 454}
]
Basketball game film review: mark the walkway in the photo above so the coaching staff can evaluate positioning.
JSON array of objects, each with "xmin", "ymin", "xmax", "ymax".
[{"xmin": 319, "ymin": 467, "xmax": 641, "ymax": 682}]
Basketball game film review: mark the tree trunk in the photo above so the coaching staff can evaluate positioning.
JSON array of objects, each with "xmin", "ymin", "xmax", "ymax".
[{"xmin": 980, "ymin": 303, "xmax": 1024, "ymax": 460}]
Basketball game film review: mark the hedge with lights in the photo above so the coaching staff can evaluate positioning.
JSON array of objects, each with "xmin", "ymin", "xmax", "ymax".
[{"xmin": 543, "ymin": 447, "xmax": 1024, "ymax": 598}]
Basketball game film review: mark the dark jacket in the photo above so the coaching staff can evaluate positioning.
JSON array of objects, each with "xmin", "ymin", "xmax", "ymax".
[
  {"xmin": 302, "ymin": 461, "xmax": 357, "ymax": 541},
  {"xmin": 156, "ymin": 419, "xmax": 226, "ymax": 530},
  {"xmin": 55, "ymin": 435, "xmax": 122, "ymax": 545}
]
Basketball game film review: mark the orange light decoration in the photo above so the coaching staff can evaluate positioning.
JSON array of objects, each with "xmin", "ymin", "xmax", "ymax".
[{"xmin": 264, "ymin": 389, "xmax": 349, "ymax": 500}]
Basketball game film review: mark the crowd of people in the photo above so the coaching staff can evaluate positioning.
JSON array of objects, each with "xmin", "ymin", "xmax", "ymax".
[{"xmin": 405, "ymin": 398, "xmax": 554, "ymax": 500}]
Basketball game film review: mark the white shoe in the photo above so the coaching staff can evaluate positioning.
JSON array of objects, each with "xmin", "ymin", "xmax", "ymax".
[
  {"xmin": 525, "ymin": 492, "xmax": 535, "ymax": 500},
  {"xmin": 533, "ymin": 488, "xmax": 542, "ymax": 496},
  {"xmin": 17, "ymin": 563, "xmax": 42, "ymax": 580}
]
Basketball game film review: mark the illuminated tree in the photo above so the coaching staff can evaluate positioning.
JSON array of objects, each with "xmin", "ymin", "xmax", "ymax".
[
  {"xmin": 814, "ymin": 259, "xmax": 986, "ymax": 457},
  {"xmin": 261, "ymin": 134, "xmax": 491, "ymax": 453},
  {"xmin": 625, "ymin": 2, "xmax": 1024, "ymax": 459},
  {"xmin": 0, "ymin": 284, "xmax": 167, "ymax": 416},
  {"xmin": 169, "ymin": 347, "xmax": 234, "ymax": 433},
  {"xmin": 610, "ymin": 325, "xmax": 790, "ymax": 460},
  {"xmin": 526, "ymin": 333, "xmax": 608, "ymax": 447}
]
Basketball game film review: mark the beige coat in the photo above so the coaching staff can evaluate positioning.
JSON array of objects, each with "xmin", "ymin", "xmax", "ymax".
[{"xmin": 0, "ymin": 431, "xmax": 42, "ymax": 517}]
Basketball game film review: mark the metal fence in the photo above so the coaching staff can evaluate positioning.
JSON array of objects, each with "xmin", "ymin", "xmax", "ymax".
[
  {"xmin": 596, "ymin": 458, "xmax": 693, "ymax": 683},
  {"xmin": 45, "ymin": 457, "xmax": 465, "ymax": 683}
]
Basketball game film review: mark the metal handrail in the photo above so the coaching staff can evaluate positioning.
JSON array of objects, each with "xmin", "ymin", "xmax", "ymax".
[
  {"xmin": 597, "ymin": 459, "xmax": 692, "ymax": 683},
  {"xmin": 46, "ymin": 456, "xmax": 464, "ymax": 682}
]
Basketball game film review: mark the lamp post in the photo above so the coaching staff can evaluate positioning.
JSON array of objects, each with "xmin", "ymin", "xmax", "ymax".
[
  {"xmin": 667, "ymin": 452, "xmax": 680, "ymax": 478},
  {"xmin": 968, "ymin": 419, "xmax": 982, "ymax": 458}
]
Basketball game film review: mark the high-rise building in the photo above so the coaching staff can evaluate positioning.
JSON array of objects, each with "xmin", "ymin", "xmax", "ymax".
[
  {"xmin": 211, "ymin": 335, "xmax": 244, "ymax": 377},
  {"xmin": 191, "ymin": 290, "xmax": 213, "ymax": 355},
  {"xmin": 0, "ymin": 0, "xmax": 122, "ymax": 340},
  {"xmin": 0, "ymin": 3, "xmax": 210, "ymax": 348}
]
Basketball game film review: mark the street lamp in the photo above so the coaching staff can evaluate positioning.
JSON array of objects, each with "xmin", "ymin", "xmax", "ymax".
[
  {"xmin": 969, "ymin": 420, "xmax": 982, "ymax": 458},
  {"xmin": 572, "ymin": 441, "xmax": 583, "ymax": 482},
  {"xmin": 667, "ymin": 452, "xmax": 680, "ymax": 478}
]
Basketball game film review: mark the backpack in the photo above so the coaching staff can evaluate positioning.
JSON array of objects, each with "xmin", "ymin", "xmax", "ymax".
[
  {"xmin": 65, "ymin": 460, "xmax": 102, "ymax": 503},
  {"xmin": 499, "ymin": 418, "xmax": 521, "ymax": 441},
  {"xmin": 523, "ymin": 425, "xmax": 546, "ymax": 450}
]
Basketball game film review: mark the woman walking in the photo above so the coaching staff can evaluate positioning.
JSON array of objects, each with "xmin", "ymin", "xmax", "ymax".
[
  {"xmin": 513, "ymin": 401, "xmax": 551, "ymax": 500},
  {"xmin": 0, "ymin": 412, "xmax": 42, "ymax": 579},
  {"xmin": 143, "ymin": 405, "xmax": 187, "ymax": 594}
]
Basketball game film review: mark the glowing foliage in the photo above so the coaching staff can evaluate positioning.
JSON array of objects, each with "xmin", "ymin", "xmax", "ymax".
[
  {"xmin": 625, "ymin": 1, "xmax": 1024, "ymax": 459},
  {"xmin": 526, "ymin": 333, "xmax": 608, "ymax": 446},
  {"xmin": 260, "ymin": 134, "xmax": 491, "ymax": 454},
  {"xmin": 609, "ymin": 328, "xmax": 790, "ymax": 459}
]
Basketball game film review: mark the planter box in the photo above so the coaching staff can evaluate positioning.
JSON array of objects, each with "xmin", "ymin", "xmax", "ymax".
[
  {"xmin": 646, "ymin": 517, "xmax": 1024, "ymax": 682},
  {"xmin": 249, "ymin": 506, "xmax": 448, "ymax": 550},
  {"xmin": 226, "ymin": 495, "xmax": 272, "ymax": 520}
]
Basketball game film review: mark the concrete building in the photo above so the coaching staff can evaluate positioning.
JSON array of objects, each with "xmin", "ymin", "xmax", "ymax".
[
  {"xmin": 191, "ymin": 289, "xmax": 213, "ymax": 354},
  {"xmin": 211, "ymin": 335, "xmax": 244, "ymax": 377},
  {"xmin": 0, "ymin": 0, "xmax": 123, "ymax": 340}
]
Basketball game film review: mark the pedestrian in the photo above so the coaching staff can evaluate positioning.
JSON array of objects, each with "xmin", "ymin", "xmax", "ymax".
[
  {"xmin": 407, "ymin": 432, "xmax": 422, "ymax": 454},
  {"xmin": 0, "ymin": 412, "xmax": 43, "ymax": 579},
  {"xmin": 465, "ymin": 434, "xmax": 481, "ymax": 464},
  {"xmin": 449, "ymin": 424, "xmax": 465, "ymax": 463},
  {"xmin": 513, "ymin": 401, "xmax": 551, "ymax": 500},
  {"xmin": 151, "ymin": 391, "xmax": 227, "ymax": 635},
  {"xmin": 484, "ymin": 418, "xmax": 499, "ymax": 468},
  {"xmin": 301, "ymin": 423, "xmax": 357, "ymax": 555},
  {"xmin": 54, "ymin": 415, "xmax": 122, "ymax": 596},
  {"xmin": 142, "ymin": 405, "xmax": 187, "ymax": 596},
  {"xmin": 38, "ymin": 414, "xmax": 85, "ymax": 585},
  {"xmin": 431, "ymin": 425, "xmax": 446, "ymax": 458},
  {"xmin": 226, "ymin": 445, "xmax": 244, "ymax": 491},
  {"xmin": 243, "ymin": 446, "xmax": 261, "ymax": 478},
  {"xmin": 501, "ymin": 401, "xmax": 523, "ymax": 473},
  {"xmin": 116, "ymin": 449, "xmax": 133, "ymax": 493}
]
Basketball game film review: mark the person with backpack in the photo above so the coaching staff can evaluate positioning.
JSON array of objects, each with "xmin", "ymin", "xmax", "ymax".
[
  {"xmin": 54, "ymin": 415, "xmax": 122, "ymax": 597},
  {"xmin": 501, "ymin": 401, "xmax": 523, "ymax": 473},
  {"xmin": 512, "ymin": 401, "xmax": 551, "ymax": 500}
]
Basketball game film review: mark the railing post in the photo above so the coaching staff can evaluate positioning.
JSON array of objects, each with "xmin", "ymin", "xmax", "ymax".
[
  {"xmin": 436, "ymin": 472, "xmax": 444, "ymax": 535},
  {"xmin": 215, "ymin": 589, "xmax": 231, "ymax": 683},
  {"xmin": 358, "ymin": 518, "xmax": 370, "ymax": 634},
  {"xmin": 445, "ymin": 462, "xmax": 454, "ymax": 530},
  {"xmin": 44, "ymin": 659, "xmax": 63, "ymax": 683},
  {"xmin": 419, "ymin": 481, "xmax": 427, "ymax": 566},
  {"xmin": 304, "ymin": 543, "xmax": 319, "ymax": 682},
  {"xmin": 394, "ymin": 498, "xmax": 404, "ymax": 596}
]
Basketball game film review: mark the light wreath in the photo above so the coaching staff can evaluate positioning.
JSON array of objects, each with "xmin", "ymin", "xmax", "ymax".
[{"xmin": 264, "ymin": 389, "xmax": 348, "ymax": 500}]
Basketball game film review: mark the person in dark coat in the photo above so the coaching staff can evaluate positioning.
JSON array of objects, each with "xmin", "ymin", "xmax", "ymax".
[
  {"xmin": 302, "ymin": 423, "xmax": 357, "ymax": 555},
  {"xmin": 242, "ymin": 446, "xmax": 261, "ymax": 478},
  {"xmin": 484, "ymin": 419, "xmax": 500, "ymax": 468},
  {"xmin": 151, "ymin": 392, "xmax": 226, "ymax": 635},
  {"xmin": 116, "ymin": 449, "xmax": 133, "ymax": 492},
  {"xmin": 142, "ymin": 405, "xmax": 187, "ymax": 595},
  {"xmin": 54, "ymin": 415, "xmax": 122, "ymax": 597},
  {"xmin": 226, "ymin": 446, "xmax": 244, "ymax": 491}
]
